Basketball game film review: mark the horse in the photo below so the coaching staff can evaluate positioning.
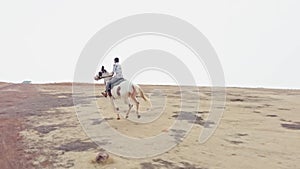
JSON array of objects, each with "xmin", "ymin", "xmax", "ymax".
[{"xmin": 94, "ymin": 67, "xmax": 149, "ymax": 120}]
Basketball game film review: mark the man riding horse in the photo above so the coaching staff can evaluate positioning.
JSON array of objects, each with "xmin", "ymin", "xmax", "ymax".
[
  {"xmin": 101, "ymin": 57, "xmax": 123, "ymax": 97},
  {"xmin": 94, "ymin": 57, "xmax": 150, "ymax": 120}
]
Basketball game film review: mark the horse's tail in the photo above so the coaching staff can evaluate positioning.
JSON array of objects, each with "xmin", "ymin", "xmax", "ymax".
[{"xmin": 135, "ymin": 85, "xmax": 149, "ymax": 102}]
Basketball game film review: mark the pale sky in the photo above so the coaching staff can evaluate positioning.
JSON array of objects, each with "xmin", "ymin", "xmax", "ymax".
[{"xmin": 0, "ymin": 0, "xmax": 299, "ymax": 89}]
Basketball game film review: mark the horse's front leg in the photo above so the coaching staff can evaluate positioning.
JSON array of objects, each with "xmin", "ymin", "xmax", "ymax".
[
  {"xmin": 110, "ymin": 97, "xmax": 120, "ymax": 120},
  {"xmin": 123, "ymin": 97, "xmax": 133, "ymax": 119},
  {"xmin": 125, "ymin": 104, "xmax": 133, "ymax": 119}
]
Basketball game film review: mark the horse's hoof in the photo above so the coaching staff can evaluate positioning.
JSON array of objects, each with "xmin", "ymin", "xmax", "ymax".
[
  {"xmin": 137, "ymin": 115, "xmax": 141, "ymax": 118},
  {"xmin": 125, "ymin": 115, "xmax": 129, "ymax": 119},
  {"xmin": 117, "ymin": 117, "xmax": 120, "ymax": 120}
]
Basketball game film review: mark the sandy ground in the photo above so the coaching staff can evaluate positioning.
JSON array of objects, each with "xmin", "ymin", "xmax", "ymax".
[{"xmin": 0, "ymin": 82, "xmax": 300, "ymax": 169}]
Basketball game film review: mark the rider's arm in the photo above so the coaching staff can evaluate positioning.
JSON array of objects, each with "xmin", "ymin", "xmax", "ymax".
[
  {"xmin": 111, "ymin": 64, "xmax": 116, "ymax": 77},
  {"xmin": 109, "ymin": 72, "xmax": 114, "ymax": 77},
  {"xmin": 99, "ymin": 73, "xmax": 113, "ymax": 79}
]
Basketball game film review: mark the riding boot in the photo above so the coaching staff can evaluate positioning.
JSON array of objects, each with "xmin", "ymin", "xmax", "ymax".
[
  {"xmin": 101, "ymin": 91, "xmax": 107, "ymax": 97},
  {"xmin": 107, "ymin": 90, "xmax": 112, "ymax": 97}
]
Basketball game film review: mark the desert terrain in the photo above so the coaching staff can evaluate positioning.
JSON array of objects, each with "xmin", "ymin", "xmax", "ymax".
[{"xmin": 0, "ymin": 82, "xmax": 300, "ymax": 169}]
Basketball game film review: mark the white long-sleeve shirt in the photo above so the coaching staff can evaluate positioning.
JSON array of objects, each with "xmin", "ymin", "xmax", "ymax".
[{"xmin": 112, "ymin": 63, "xmax": 123, "ymax": 78}]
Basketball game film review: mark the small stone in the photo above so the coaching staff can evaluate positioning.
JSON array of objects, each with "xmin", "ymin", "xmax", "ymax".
[
  {"xmin": 32, "ymin": 161, "xmax": 39, "ymax": 166},
  {"xmin": 95, "ymin": 151, "xmax": 109, "ymax": 163}
]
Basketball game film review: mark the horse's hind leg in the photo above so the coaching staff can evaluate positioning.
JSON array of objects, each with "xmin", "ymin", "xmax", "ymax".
[
  {"xmin": 131, "ymin": 95, "xmax": 140, "ymax": 118},
  {"xmin": 125, "ymin": 103, "xmax": 133, "ymax": 119},
  {"xmin": 124, "ymin": 97, "xmax": 133, "ymax": 118}
]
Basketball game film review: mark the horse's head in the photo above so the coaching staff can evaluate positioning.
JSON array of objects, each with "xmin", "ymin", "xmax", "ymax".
[
  {"xmin": 94, "ymin": 72, "xmax": 102, "ymax": 81},
  {"xmin": 94, "ymin": 67, "xmax": 104, "ymax": 81},
  {"xmin": 94, "ymin": 66, "xmax": 111, "ymax": 82}
]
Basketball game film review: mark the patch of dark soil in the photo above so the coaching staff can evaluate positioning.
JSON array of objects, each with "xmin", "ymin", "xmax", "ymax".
[
  {"xmin": 152, "ymin": 159, "xmax": 174, "ymax": 167},
  {"xmin": 173, "ymin": 111, "xmax": 214, "ymax": 128},
  {"xmin": 140, "ymin": 159, "xmax": 206, "ymax": 169},
  {"xmin": 172, "ymin": 114, "xmax": 178, "ymax": 118},
  {"xmin": 225, "ymin": 139, "xmax": 244, "ymax": 145},
  {"xmin": 266, "ymin": 114, "xmax": 278, "ymax": 117},
  {"xmin": 280, "ymin": 119, "xmax": 292, "ymax": 122},
  {"xmin": 34, "ymin": 124, "xmax": 61, "ymax": 134},
  {"xmin": 230, "ymin": 98, "xmax": 244, "ymax": 102},
  {"xmin": 281, "ymin": 122, "xmax": 300, "ymax": 130},
  {"xmin": 244, "ymin": 106, "xmax": 254, "ymax": 109},
  {"xmin": 278, "ymin": 108, "xmax": 290, "ymax": 111},
  {"xmin": 180, "ymin": 161, "xmax": 206, "ymax": 169},
  {"xmin": 90, "ymin": 118, "xmax": 103, "ymax": 125},
  {"xmin": 236, "ymin": 133, "xmax": 248, "ymax": 137},
  {"xmin": 169, "ymin": 129, "xmax": 186, "ymax": 142},
  {"xmin": 140, "ymin": 162, "xmax": 157, "ymax": 169},
  {"xmin": 172, "ymin": 111, "xmax": 205, "ymax": 126},
  {"xmin": 55, "ymin": 140, "xmax": 97, "ymax": 152},
  {"xmin": 53, "ymin": 159, "xmax": 75, "ymax": 168},
  {"xmin": 263, "ymin": 104, "xmax": 272, "ymax": 107},
  {"xmin": 194, "ymin": 111, "xmax": 209, "ymax": 114},
  {"xmin": 203, "ymin": 92, "xmax": 211, "ymax": 96},
  {"xmin": 194, "ymin": 116, "xmax": 205, "ymax": 126}
]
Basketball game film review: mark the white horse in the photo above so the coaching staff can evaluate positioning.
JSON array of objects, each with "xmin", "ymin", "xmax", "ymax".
[{"xmin": 94, "ymin": 68, "xmax": 149, "ymax": 120}]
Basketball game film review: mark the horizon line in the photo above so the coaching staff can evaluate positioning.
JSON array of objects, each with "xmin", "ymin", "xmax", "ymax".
[{"xmin": 1, "ymin": 81, "xmax": 299, "ymax": 90}]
